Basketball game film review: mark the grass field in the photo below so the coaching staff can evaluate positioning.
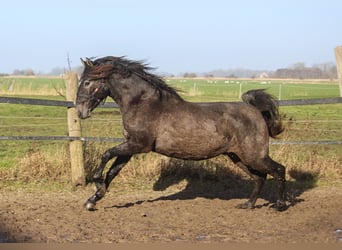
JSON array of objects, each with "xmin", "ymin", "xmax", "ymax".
[
  {"xmin": 0, "ymin": 77, "xmax": 65, "ymax": 96},
  {"xmin": 0, "ymin": 76, "xmax": 341, "ymax": 188},
  {"xmin": 167, "ymin": 78, "xmax": 340, "ymax": 102}
]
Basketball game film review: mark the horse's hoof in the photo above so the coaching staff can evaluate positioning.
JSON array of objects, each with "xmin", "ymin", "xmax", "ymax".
[
  {"xmin": 84, "ymin": 201, "xmax": 96, "ymax": 211},
  {"xmin": 270, "ymin": 200, "xmax": 287, "ymax": 212},
  {"xmin": 235, "ymin": 202, "xmax": 253, "ymax": 209}
]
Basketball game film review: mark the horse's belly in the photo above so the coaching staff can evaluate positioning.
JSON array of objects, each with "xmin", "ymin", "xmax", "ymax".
[{"xmin": 155, "ymin": 133, "xmax": 230, "ymax": 160}]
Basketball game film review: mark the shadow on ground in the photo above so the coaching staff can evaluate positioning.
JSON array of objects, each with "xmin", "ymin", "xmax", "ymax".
[
  {"xmin": 0, "ymin": 225, "xmax": 10, "ymax": 243},
  {"xmin": 107, "ymin": 158, "xmax": 318, "ymax": 210}
]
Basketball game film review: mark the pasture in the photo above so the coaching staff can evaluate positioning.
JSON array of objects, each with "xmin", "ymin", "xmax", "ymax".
[
  {"xmin": 0, "ymin": 76, "xmax": 342, "ymax": 243},
  {"xmin": 0, "ymin": 76, "xmax": 341, "ymax": 184}
]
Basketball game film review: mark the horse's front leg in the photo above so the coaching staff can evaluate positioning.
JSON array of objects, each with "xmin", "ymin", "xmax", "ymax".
[
  {"xmin": 85, "ymin": 155, "xmax": 132, "ymax": 211},
  {"xmin": 84, "ymin": 143, "xmax": 133, "ymax": 211}
]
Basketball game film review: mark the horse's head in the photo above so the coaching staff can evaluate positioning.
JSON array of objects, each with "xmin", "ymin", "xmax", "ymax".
[
  {"xmin": 76, "ymin": 55, "xmax": 182, "ymax": 119},
  {"xmin": 76, "ymin": 58, "xmax": 111, "ymax": 119}
]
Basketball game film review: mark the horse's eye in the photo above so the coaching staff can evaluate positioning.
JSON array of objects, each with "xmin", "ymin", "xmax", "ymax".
[{"xmin": 84, "ymin": 80, "xmax": 91, "ymax": 87}]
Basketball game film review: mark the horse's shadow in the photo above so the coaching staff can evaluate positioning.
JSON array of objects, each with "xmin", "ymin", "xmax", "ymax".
[{"xmin": 107, "ymin": 159, "xmax": 318, "ymax": 210}]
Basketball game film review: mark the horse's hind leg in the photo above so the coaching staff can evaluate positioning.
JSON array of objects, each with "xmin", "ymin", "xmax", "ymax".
[
  {"xmin": 245, "ymin": 156, "xmax": 286, "ymax": 211},
  {"xmin": 235, "ymin": 165, "xmax": 266, "ymax": 209},
  {"xmin": 263, "ymin": 156, "xmax": 286, "ymax": 211},
  {"xmin": 227, "ymin": 153, "xmax": 267, "ymax": 209}
]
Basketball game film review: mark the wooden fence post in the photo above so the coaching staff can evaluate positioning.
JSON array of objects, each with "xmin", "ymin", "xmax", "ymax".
[
  {"xmin": 334, "ymin": 46, "xmax": 342, "ymax": 97},
  {"xmin": 65, "ymin": 72, "xmax": 85, "ymax": 186}
]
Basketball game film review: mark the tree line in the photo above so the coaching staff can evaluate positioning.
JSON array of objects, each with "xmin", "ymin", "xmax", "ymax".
[
  {"xmin": 2, "ymin": 62, "xmax": 338, "ymax": 80},
  {"xmin": 182, "ymin": 62, "xmax": 337, "ymax": 79},
  {"xmin": 272, "ymin": 62, "xmax": 337, "ymax": 79},
  {"xmin": 5, "ymin": 66, "xmax": 84, "ymax": 77}
]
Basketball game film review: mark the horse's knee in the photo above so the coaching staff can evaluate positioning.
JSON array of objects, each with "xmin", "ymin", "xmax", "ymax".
[{"xmin": 101, "ymin": 150, "xmax": 114, "ymax": 163}]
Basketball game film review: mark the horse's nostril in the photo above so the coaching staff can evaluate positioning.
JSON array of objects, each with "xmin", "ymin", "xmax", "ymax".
[{"xmin": 76, "ymin": 106, "xmax": 89, "ymax": 119}]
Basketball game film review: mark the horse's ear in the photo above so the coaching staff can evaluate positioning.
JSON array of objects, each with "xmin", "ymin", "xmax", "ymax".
[
  {"xmin": 80, "ymin": 58, "xmax": 94, "ymax": 67},
  {"xmin": 80, "ymin": 58, "xmax": 86, "ymax": 67},
  {"xmin": 85, "ymin": 57, "xmax": 94, "ymax": 67}
]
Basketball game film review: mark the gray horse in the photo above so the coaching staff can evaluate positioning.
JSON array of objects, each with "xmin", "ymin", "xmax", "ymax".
[{"xmin": 76, "ymin": 56, "xmax": 286, "ymax": 211}]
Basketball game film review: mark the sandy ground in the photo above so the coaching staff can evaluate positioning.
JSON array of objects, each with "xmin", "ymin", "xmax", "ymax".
[{"xmin": 1, "ymin": 182, "xmax": 342, "ymax": 243}]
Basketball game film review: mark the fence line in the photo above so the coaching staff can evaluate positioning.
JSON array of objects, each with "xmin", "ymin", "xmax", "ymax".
[
  {"xmin": 1, "ymin": 96, "xmax": 342, "ymax": 108},
  {"xmin": 1, "ymin": 95, "xmax": 342, "ymax": 146},
  {"xmin": 270, "ymin": 140, "xmax": 342, "ymax": 145},
  {"xmin": 0, "ymin": 116, "xmax": 66, "ymax": 120},
  {"xmin": 278, "ymin": 97, "xmax": 342, "ymax": 106},
  {"xmin": 0, "ymin": 135, "xmax": 341, "ymax": 145},
  {"xmin": 0, "ymin": 96, "xmax": 119, "ymax": 108},
  {"xmin": 1, "ymin": 114, "xmax": 342, "ymax": 124},
  {"xmin": 0, "ymin": 135, "xmax": 123, "ymax": 143}
]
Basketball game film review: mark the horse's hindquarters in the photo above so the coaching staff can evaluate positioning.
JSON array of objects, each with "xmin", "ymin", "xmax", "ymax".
[{"xmin": 154, "ymin": 102, "xmax": 269, "ymax": 161}]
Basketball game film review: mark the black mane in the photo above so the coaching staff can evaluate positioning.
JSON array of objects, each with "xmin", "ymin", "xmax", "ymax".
[{"xmin": 85, "ymin": 56, "xmax": 182, "ymax": 99}]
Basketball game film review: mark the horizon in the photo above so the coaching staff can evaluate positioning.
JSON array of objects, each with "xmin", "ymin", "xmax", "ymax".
[{"xmin": 1, "ymin": 62, "xmax": 336, "ymax": 78}]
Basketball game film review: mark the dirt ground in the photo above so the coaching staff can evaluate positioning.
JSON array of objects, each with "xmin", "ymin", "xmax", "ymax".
[{"xmin": 1, "ymin": 180, "xmax": 342, "ymax": 243}]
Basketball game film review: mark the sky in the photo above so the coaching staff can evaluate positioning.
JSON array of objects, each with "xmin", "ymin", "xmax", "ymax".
[{"xmin": 1, "ymin": 0, "xmax": 342, "ymax": 75}]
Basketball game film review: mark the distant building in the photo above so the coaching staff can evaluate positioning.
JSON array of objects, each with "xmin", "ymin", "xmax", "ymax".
[{"xmin": 258, "ymin": 72, "xmax": 269, "ymax": 78}]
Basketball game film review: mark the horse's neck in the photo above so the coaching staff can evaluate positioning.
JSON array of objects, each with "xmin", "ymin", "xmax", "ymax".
[{"xmin": 109, "ymin": 75, "xmax": 160, "ymax": 111}]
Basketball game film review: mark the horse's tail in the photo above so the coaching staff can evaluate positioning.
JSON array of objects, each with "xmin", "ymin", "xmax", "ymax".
[{"xmin": 242, "ymin": 89, "xmax": 284, "ymax": 138}]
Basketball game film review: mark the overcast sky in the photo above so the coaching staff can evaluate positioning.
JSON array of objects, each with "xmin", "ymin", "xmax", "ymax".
[{"xmin": 1, "ymin": 0, "xmax": 341, "ymax": 74}]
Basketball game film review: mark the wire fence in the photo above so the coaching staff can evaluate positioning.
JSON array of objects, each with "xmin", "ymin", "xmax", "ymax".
[
  {"xmin": 1, "ymin": 135, "xmax": 342, "ymax": 145},
  {"xmin": 1, "ymin": 96, "xmax": 342, "ymax": 107},
  {"xmin": 1, "ymin": 96, "xmax": 342, "ymax": 145}
]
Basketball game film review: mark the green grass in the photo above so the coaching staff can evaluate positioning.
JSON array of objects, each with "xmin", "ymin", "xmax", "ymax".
[
  {"xmin": 0, "ymin": 77, "xmax": 65, "ymax": 96},
  {"xmin": 0, "ymin": 94, "xmax": 69, "ymax": 170},
  {"xmin": 0, "ymin": 76, "xmax": 341, "ymax": 187},
  {"xmin": 167, "ymin": 78, "xmax": 339, "ymax": 102},
  {"xmin": 279, "ymin": 104, "xmax": 342, "ymax": 141}
]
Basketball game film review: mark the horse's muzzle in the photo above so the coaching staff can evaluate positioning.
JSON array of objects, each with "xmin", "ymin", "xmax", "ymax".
[{"xmin": 76, "ymin": 104, "xmax": 91, "ymax": 119}]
